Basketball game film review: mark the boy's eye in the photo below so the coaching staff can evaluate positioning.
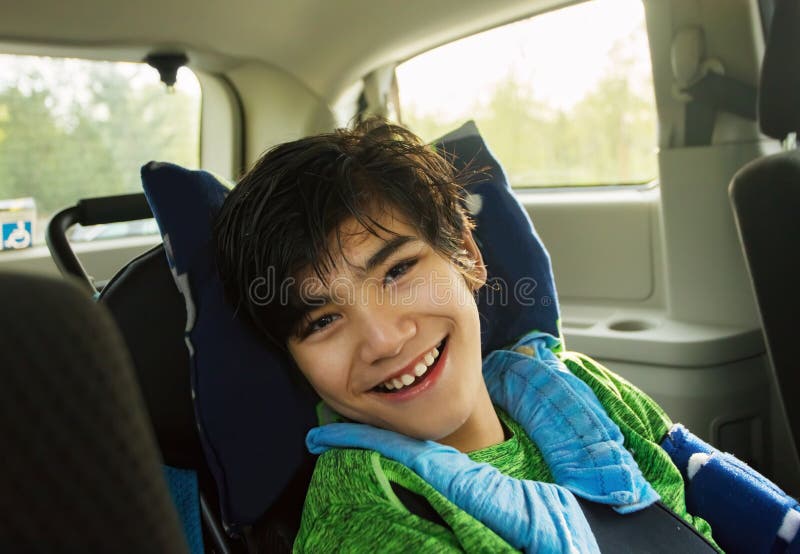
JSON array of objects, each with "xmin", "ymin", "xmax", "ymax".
[
  {"xmin": 384, "ymin": 258, "xmax": 417, "ymax": 284},
  {"xmin": 306, "ymin": 313, "xmax": 341, "ymax": 335}
]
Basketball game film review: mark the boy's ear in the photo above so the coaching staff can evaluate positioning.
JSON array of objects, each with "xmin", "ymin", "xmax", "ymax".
[{"xmin": 462, "ymin": 229, "xmax": 487, "ymax": 290}]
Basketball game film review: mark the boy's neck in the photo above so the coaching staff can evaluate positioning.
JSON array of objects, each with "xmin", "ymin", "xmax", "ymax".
[{"xmin": 437, "ymin": 386, "xmax": 505, "ymax": 453}]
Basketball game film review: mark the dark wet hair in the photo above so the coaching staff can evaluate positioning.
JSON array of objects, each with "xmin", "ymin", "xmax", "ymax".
[{"xmin": 214, "ymin": 119, "xmax": 481, "ymax": 349}]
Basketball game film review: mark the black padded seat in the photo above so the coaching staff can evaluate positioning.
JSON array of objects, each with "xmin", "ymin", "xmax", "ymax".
[{"xmin": 100, "ymin": 244, "xmax": 202, "ymax": 469}]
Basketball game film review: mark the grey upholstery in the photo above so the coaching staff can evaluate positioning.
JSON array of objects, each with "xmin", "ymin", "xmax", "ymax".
[{"xmin": 0, "ymin": 271, "xmax": 188, "ymax": 553}]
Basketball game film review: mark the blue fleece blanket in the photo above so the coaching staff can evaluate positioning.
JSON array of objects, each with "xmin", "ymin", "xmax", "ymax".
[{"xmin": 661, "ymin": 424, "xmax": 800, "ymax": 554}]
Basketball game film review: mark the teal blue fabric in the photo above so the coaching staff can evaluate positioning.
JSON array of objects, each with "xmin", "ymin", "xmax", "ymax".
[
  {"xmin": 307, "ymin": 421, "xmax": 599, "ymax": 552},
  {"xmin": 484, "ymin": 331, "xmax": 660, "ymax": 513},
  {"xmin": 163, "ymin": 465, "xmax": 204, "ymax": 554},
  {"xmin": 307, "ymin": 331, "xmax": 659, "ymax": 552}
]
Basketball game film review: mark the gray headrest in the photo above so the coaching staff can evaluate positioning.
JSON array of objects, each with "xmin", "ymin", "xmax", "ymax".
[{"xmin": 759, "ymin": 0, "xmax": 800, "ymax": 139}]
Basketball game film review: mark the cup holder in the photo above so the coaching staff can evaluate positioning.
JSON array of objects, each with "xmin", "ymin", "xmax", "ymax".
[{"xmin": 607, "ymin": 319, "xmax": 656, "ymax": 332}]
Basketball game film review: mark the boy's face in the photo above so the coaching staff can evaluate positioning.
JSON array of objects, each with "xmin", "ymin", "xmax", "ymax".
[{"xmin": 287, "ymin": 209, "xmax": 488, "ymax": 443}]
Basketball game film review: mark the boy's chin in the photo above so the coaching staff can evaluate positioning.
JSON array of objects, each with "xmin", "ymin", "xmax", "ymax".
[
  {"xmin": 383, "ymin": 413, "xmax": 473, "ymax": 444},
  {"xmin": 376, "ymin": 385, "xmax": 483, "ymax": 442}
]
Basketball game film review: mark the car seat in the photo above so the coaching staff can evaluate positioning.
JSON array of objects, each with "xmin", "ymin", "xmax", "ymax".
[{"xmin": 47, "ymin": 197, "xmax": 243, "ymax": 553}]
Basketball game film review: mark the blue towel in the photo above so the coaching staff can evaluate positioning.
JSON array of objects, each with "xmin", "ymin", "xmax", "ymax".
[{"xmin": 483, "ymin": 331, "xmax": 659, "ymax": 513}]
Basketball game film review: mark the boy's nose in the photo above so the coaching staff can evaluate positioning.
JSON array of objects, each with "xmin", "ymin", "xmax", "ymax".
[{"xmin": 357, "ymin": 310, "xmax": 416, "ymax": 365}]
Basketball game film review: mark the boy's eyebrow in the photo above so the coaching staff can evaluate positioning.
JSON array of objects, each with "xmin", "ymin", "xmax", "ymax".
[
  {"xmin": 298, "ymin": 235, "xmax": 418, "ymax": 310},
  {"xmin": 363, "ymin": 235, "xmax": 417, "ymax": 274}
]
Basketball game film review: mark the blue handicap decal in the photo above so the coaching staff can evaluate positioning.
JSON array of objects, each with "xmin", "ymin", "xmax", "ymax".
[{"xmin": 2, "ymin": 221, "xmax": 33, "ymax": 250}]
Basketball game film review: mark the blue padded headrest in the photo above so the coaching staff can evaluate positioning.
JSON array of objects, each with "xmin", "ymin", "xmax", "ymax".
[
  {"xmin": 142, "ymin": 165, "xmax": 317, "ymax": 533},
  {"xmin": 141, "ymin": 120, "xmax": 560, "ymax": 531},
  {"xmin": 438, "ymin": 121, "xmax": 560, "ymax": 348}
]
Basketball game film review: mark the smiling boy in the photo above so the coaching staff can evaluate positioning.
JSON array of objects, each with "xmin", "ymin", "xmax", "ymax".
[
  {"xmin": 215, "ymin": 122, "xmax": 504, "ymax": 454},
  {"xmin": 286, "ymin": 211, "xmax": 505, "ymax": 453},
  {"xmin": 213, "ymin": 120, "xmax": 799, "ymax": 553}
]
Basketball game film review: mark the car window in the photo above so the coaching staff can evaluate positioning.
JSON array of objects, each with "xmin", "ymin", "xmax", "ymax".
[
  {"xmin": 396, "ymin": 0, "xmax": 657, "ymax": 188},
  {"xmin": 0, "ymin": 54, "xmax": 200, "ymax": 249}
]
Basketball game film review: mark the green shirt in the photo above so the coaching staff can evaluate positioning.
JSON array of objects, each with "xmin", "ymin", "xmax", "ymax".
[{"xmin": 294, "ymin": 351, "xmax": 720, "ymax": 553}]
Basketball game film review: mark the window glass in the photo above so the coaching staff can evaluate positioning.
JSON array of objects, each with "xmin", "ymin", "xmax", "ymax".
[
  {"xmin": 396, "ymin": 0, "xmax": 656, "ymax": 188},
  {"xmin": 0, "ymin": 55, "xmax": 200, "ymax": 249}
]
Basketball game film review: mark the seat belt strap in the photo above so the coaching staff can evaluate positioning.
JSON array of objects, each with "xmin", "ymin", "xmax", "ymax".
[
  {"xmin": 394, "ymin": 482, "xmax": 716, "ymax": 552},
  {"xmin": 578, "ymin": 498, "xmax": 717, "ymax": 553},
  {"xmin": 683, "ymin": 71, "xmax": 757, "ymax": 146}
]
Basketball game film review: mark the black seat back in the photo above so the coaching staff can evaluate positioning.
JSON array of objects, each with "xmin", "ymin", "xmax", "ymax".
[
  {"xmin": 0, "ymin": 271, "xmax": 189, "ymax": 553},
  {"xmin": 729, "ymin": 0, "xmax": 800, "ymax": 458}
]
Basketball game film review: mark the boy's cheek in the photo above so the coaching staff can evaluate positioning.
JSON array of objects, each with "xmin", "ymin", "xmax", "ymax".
[
  {"xmin": 289, "ymin": 350, "xmax": 337, "ymax": 397},
  {"xmin": 297, "ymin": 363, "xmax": 344, "ymax": 399},
  {"xmin": 416, "ymin": 270, "xmax": 471, "ymax": 309}
]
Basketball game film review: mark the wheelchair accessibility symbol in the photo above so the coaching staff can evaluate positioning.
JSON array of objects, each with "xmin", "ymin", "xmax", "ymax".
[{"xmin": 1, "ymin": 221, "xmax": 33, "ymax": 250}]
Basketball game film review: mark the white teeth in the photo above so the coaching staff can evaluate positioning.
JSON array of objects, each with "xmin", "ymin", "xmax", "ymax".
[{"xmin": 380, "ymin": 340, "xmax": 445, "ymax": 391}]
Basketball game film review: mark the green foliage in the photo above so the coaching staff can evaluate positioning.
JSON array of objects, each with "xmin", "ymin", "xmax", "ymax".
[
  {"xmin": 401, "ymin": 35, "xmax": 657, "ymax": 188},
  {"xmin": 0, "ymin": 59, "xmax": 200, "ymax": 217}
]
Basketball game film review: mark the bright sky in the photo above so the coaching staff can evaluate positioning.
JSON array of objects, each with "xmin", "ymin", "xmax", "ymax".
[{"xmin": 396, "ymin": 0, "xmax": 650, "ymax": 117}]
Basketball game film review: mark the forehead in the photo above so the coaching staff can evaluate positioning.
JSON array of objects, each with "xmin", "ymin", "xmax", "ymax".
[
  {"xmin": 296, "ymin": 208, "xmax": 422, "ymax": 284},
  {"xmin": 337, "ymin": 210, "xmax": 414, "ymax": 253}
]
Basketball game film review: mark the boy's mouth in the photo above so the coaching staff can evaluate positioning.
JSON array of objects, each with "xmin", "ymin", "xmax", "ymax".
[{"xmin": 372, "ymin": 337, "xmax": 447, "ymax": 394}]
